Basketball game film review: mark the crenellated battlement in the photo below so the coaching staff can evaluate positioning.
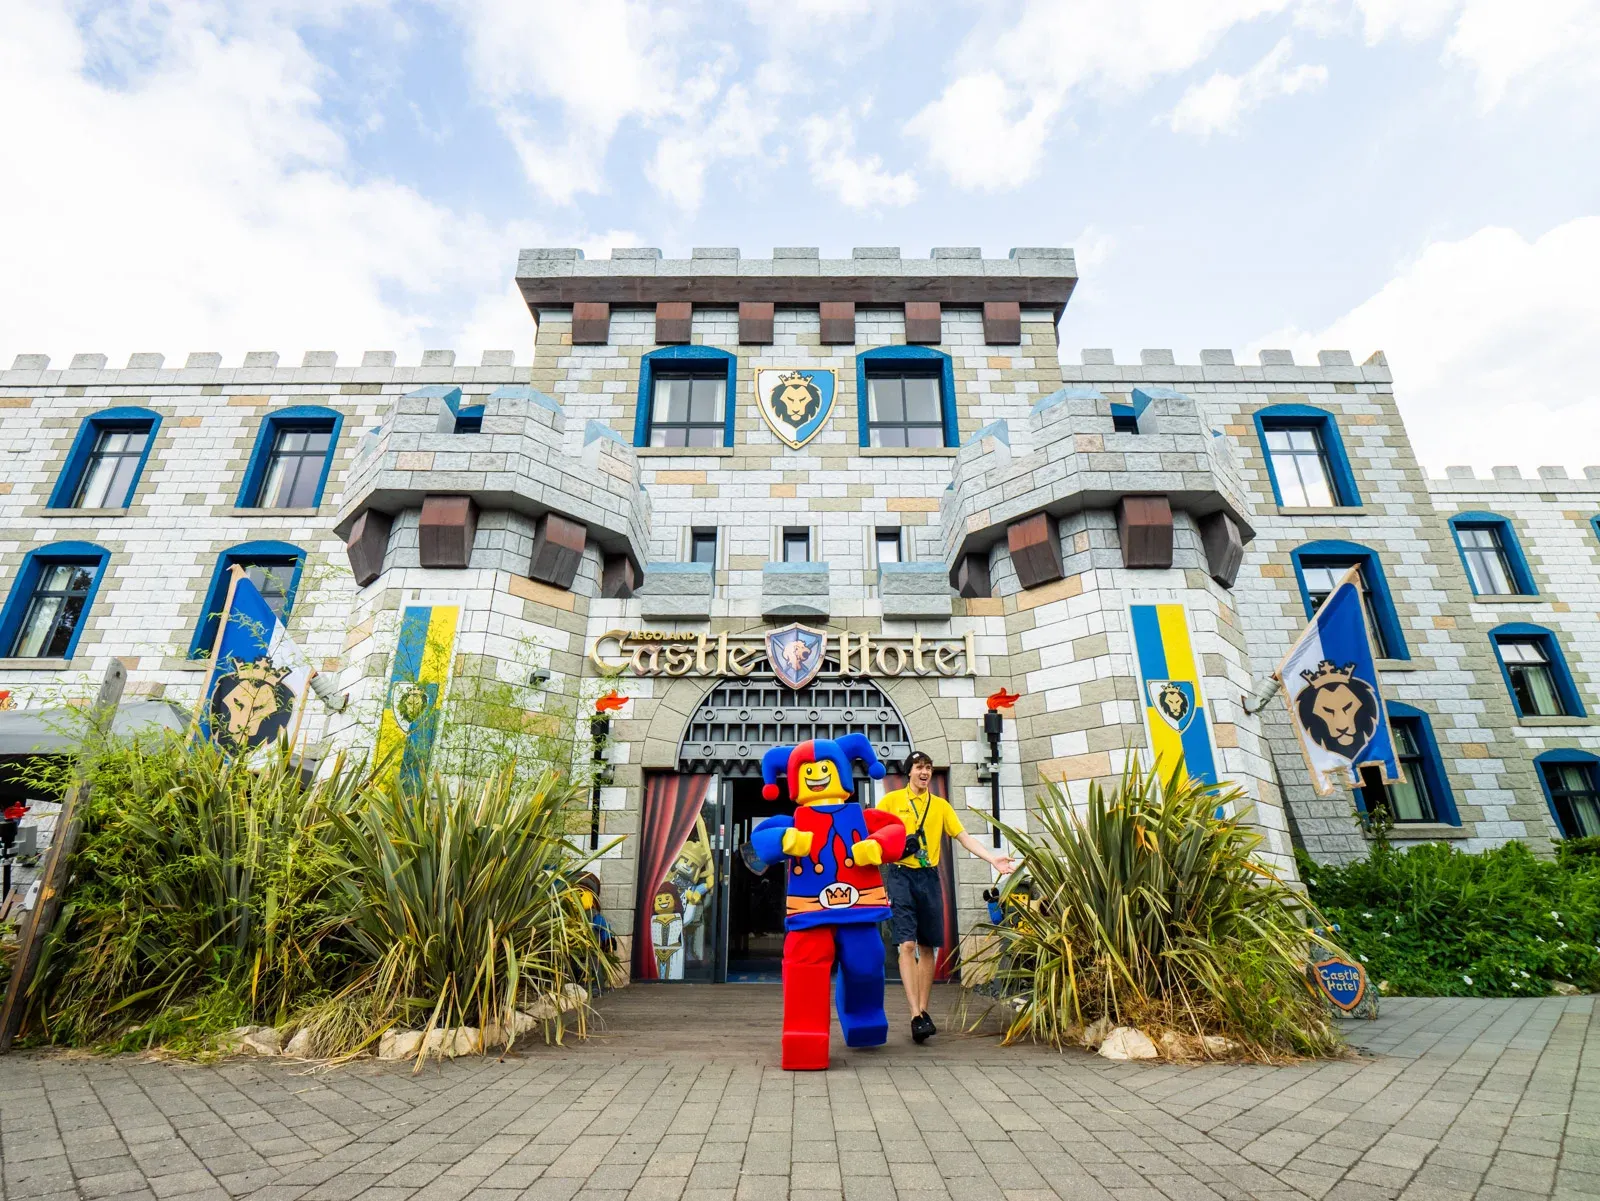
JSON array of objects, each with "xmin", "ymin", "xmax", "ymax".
[
  {"xmin": 1, "ymin": 349, "xmax": 524, "ymax": 389},
  {"xmin": 1062, "ymin": 347, "xmax": 1391, "ymax": 385}
]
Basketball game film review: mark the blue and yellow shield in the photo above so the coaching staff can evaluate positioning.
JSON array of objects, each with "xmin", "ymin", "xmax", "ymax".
[
  {"xmin": 1146, "ymin": 679, "xmax": 1197, "ymax": 734},
  {"xmin": 766, "ymin": 623, "xmax": 827, "ymax": 690},
  {"xmin": 756, "ymin": 368, "xmax": 836, "ymax": 449}
]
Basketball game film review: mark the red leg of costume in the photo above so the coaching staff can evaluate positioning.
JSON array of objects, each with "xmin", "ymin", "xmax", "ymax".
[{"xmin": 782, "ymin": 926, "xmax": 835, "ymax": 1070}]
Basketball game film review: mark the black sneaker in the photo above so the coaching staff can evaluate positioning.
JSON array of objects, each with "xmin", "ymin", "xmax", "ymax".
[
  {"xmin": 920, "ymin": 1011, "xmax": 938, "ymax": 1039},
  {"xmin": 911, "ymin": 1013, "xmax": 933, "ymax": 1044}
]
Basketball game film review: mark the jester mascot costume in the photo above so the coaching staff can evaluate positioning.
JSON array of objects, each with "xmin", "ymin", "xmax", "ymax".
[{"xmin": 750, "ymin": 734, "xmax": 906, "ymax": 1070}]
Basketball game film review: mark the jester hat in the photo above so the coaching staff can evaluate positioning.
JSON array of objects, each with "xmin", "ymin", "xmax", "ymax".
[{"xmin": 761, "ymin": 734, "xmax": 886, "ymax": 801}]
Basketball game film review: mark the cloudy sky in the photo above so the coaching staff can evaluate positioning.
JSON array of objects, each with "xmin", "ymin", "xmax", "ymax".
[{"xmin": 4, "ymin": 0, "xmax": 1598, "ymax": 473}]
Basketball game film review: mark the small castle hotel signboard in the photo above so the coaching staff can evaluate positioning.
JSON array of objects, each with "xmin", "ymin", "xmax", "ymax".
[{"xmin": 589, "ymin": 626, "xmax": 975, "ymax": 680}]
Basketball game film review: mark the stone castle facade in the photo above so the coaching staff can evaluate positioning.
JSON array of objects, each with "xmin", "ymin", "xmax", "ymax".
[{"xmin": 3, "ymin": 247, "xmax": 1598, "ymax": 977}]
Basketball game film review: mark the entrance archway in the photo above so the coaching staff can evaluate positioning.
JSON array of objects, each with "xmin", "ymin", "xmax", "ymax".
[
  {"xmin": 631, "ymin": 669, "xmax": 955, "ymax": 985},
  {"xmin": 676, "ymin": 661, "xmax": 913, "ymax": 776}
]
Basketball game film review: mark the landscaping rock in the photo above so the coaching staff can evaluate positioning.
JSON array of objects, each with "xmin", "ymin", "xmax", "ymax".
[
  {"xmin": 240, "ymin": 1027, "xmax": 283, "ymax": 1056},
  {"xmin": 1098, "ymin": 1027, "xmax": 1158, "ymax": 1061},
  {"xmin": 523, "ymin": 995, "xmax": 561, "ymax": 1022},
  {"xmin": 283, "ymin": 1028, "xmax": 314, "ymax": 1058},
  {"xmin": 1156, "ymin": 1030, "xmax": 1190, "ymax": 1060},
  {"xmin": 1080, "ymin": 1016, "xmax": 1112, "ymax": 1050},
  {"xmin": 1202, "ymin": 1034, "xmax": 1242, "ymax": 1057},
  {"xmin": 218, "ymin": 1025, "xmax": 259, "ymax": 1054},
  {"xmin": 422, "ymin": 1026, "xmax": 481, "ymax": 1057},
  {"xmin": 559, "ymin": 983, "xmax": 588, "ymax": 1011},
  {"xmin": 1552, "ymin": 980, "xmax": 1582, "ymax": 997},
  {"xmin": 379, "ymin": 1029, "xmax": 423, "ymax": 1061}
]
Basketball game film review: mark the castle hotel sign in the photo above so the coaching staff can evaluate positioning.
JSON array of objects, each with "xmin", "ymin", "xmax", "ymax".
[{"xmin": 589, "ymin": 625, "xmax": 975, "ymax": 685}]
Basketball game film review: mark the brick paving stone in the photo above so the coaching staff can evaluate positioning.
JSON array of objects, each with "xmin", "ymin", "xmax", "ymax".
[{"xmin": 1, "ymin": 994, "xmax": 1597, "ymax": 1200}]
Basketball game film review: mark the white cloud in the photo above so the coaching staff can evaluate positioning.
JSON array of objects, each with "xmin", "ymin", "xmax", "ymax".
[
  {"xmin": 1256, "ymin": 217, "xmax": 1600, "ymax": 473},
  {"xmin": 1169, "ymin": 37, "xmax": 1327, "ymax": 137},
  {"xmin": 907, "ymin": 0, "xmax": 1292, "ymax": 189},
  {"xmin": 0, "ymin": 0, "xmax": 618, "ymax": 366},
  {"xmin": 448, "ymin": 0, "xmax": 692, "ymax": 204},
  {"xmin": 800, "ymin": 110, "xmax": 917, "ymax": 209},
  {"xmin": 646, "ymin": 82, "xmax": 779, "ymax": 211},
  {"xmin": 1352, "ymin": 0, "xmax": 1600, "ymax": 107}
]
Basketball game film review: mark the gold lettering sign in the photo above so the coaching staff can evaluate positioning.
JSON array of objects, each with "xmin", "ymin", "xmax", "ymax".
[{"xmin": 588, "ymin": 628, "xmax": 975, "ymax": 679}]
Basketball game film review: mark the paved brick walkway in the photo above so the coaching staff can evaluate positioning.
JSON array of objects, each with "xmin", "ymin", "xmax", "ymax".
[{"xmin": 1, "ymin": 991, "xmax": 1595, "ymax": 1201}]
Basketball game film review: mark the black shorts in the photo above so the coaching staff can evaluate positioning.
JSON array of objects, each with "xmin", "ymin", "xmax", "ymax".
[{"xmin": 883, "ymin": 864, "xmax": 944, "ymax": 949}]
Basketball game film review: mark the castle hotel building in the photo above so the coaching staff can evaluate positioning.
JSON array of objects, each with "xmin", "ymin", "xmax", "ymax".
[{"xmin": 3, "ymin": 246, "xmax": 1600, "ymax": 982}]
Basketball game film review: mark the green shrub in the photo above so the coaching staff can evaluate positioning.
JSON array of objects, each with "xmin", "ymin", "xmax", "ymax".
[
  {"xmin": 1300, "ymin": 841, "xmax": 1600, "ymax": 997},
  {"xmin": 320, "ymin": 765, "xmax": 612, "ymax": 1056},
  {"xmin": 14, "ymin": 720, "xmax": 614, "ymax": 1058},
  {"xmin": 971, "ymin": 762, "xmax": 1342, "ymax": 1059}
]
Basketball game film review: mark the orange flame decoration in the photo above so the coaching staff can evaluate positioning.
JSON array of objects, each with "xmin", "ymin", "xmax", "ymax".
[
  {"xmin": 986, "ymin": 688, "xmax": 1020, "ymax": 711},
  {"xmin": 594, "ymin": 690, "xmax": 630, "ymax": 713}
]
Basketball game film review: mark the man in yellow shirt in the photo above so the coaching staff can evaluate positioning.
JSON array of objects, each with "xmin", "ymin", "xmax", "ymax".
[{"xmin": 877, "ymin": 751, "xmax": 1016, "ymax": 1043}]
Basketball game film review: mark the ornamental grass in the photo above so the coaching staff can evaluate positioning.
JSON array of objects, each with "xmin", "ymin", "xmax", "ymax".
[
  {"xmin": 8, "ymin": 722, "xmax": 613, "ymax": 1059},
  {"xmin": 971, "ymin": 760, "xmax": 1343, "ymax": 1060}
]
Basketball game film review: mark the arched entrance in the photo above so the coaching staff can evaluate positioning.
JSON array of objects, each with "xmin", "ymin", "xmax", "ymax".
[
  {"xmin": 633, "ymin": 670, "xmax": 955, "ymax": 984},
  {"xmin": 677, "ymin": 661, "xmax": 913, "ymax": 776}
]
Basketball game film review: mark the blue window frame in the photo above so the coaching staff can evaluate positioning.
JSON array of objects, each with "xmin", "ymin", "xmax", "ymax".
[
  {"xmin": 1534, "ymin": 750, "xmax": 1600, "ymax": 839},
  {"xmin": 1449, "ymin": 512, "xmax": 1535, "ymax": 596},
  {"xmin": 857, "ymin": 346, "xmax": 957, "ymax": 449},
  {"xmin": 634, "ymin": 346, "xmax": 735, "ymax": 449},
  {"xmin": 1354, "ymin": 703, "xmax": 1459, "ymax": 826},
  {"xmin": 0, "ymin": 542, "xmax": 111, "ymax": 660},
  {"xmin": 1253, "ymin": 404, "xmax": 1361, "ymax": 507},
  {"xmin": 1291, "ymin": 541, "xmax": 1409, "ymax": 660},
  {"xmin": 188, "ymin": 541, "xmax": 306, "ymax": 659},
  {"xmin": 1490, "ymin": 623, "xmax": 1585, "ymax": 719},
  {"xmin": 47, "ymin": 407, "xmax": 162, "ymax": 510},
  {"xmin": 1590, "ymin": 515, "xmax": 1600, "ymax": 547},
  {"xmin": 237, "ymin": 406, "xmax": 343, "ymax": 509}
]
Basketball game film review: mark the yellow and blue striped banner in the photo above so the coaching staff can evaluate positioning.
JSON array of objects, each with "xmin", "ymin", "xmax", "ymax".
[
  {"xmin": 376, "ymin": 604, "xmax": 459, "ymax": 791},
  {"xmin": 1129, "ymin": 604, "xmax": 1218, "ymax": 787}
]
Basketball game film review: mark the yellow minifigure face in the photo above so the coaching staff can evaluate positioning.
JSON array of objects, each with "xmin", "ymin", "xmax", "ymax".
[
  {"xmin": 654, "ymin": 891, "xmax": 677, "ymax": 915},
  {"xmin": 796, "ymin": 759, "xmax": 850, "ymax": 805}
]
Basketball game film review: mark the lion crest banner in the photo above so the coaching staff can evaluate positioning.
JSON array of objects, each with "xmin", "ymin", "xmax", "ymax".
[
  {"xmin": 1275, "ymin": 565, "xmax": 1402, "ymax": 796},
  {"xmin": 756, "ymin": 368, "xmax": 836, "ymax": 449},
  {"xmin": 197, "ymin": 568, "xmax": 313, "ymax": 760},
  {"xmin": 1129, "ymin": 604, "xmax": 1219, "ymax": 789}
]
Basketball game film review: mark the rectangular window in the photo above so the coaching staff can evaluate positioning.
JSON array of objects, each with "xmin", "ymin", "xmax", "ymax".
[
  {"xmin": 1499, "ymin": 638, "xmax": 1565, "ymax": 717},
  {"xmin": 875, "ymin": 529, "xmax": 902, "ymax": 566},
  {"xmin": 245, "ymin": 563, "xmax": 295, "ymax": 618},
  {"xmin": 73, "ymin": 427, "xmax": 151, "ymax": 508},
  {"xmin": 1264, "ymin": 426, "xmax": 1336, "ymax": 508},
  {"xmin": 1111, "ymin": 410, "xmax": 1139, "ymax": 434},
  {"xmin": 1302, "ymin": 562, "xmax": 1390, "ymax": 657},
  {"xmin": 782, "ymin": 528, "xmax": 810, "ymax": 563},
  {"xmin": 10, "ymin": 563, "xmax": 96, "ymax": 658},
  {"xmin": 649, "ymin": 375, "xmax": 726, "ymax": 447},
  {"xmin": 1457, "ymin": 525, "xmax": 1515, "ymax": 595},
  {"xmin": 453, "ymin": 408, "xmax": 484, "ymax": 435},
  {"xmin": 256, "ymin": 427, "xmax": 333, "ymax": 508},
  {"xmin": 1360, "ymin": 721, "xmax": 1436, "ymax": 823},
  {"xmin": 866, "ymin": 373, "xmax": 944, "ymax": 448},
  {"xmin": 1543, "ymin": 762, "xmax": 1600, "ymax": 838},
  {"xmin": 690, "ymin": 529, "xmax": 717, "ymax": 566}
]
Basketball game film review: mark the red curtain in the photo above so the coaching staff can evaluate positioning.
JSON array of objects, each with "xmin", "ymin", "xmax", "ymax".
[
  {"xmin": 881, "ymin": 771, "xmax": 960, "ymax": 981},
  {"xmin": 632, "ymin": 772, "xmax": 712, "ymax": 981}
]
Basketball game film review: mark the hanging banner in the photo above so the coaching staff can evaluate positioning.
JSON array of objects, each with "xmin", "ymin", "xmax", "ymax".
[
  {"xmin": 376, "ymin": 604, "xmax": 459, "ymax": 791},
  {"xmin": 1276, "ymin": 566, "xmax": 1401, "ymax": 796},
  {"xmin": 1129, "ymin": 603, "xmax": 1220, "ymax": 787},
  {"xmin": 197, "ymin": 569, "xmax": 314, "ymax": 761}
]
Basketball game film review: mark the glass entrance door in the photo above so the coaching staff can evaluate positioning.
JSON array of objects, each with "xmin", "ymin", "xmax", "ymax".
[{"xmin": 720, "ymin": 776, "xmax": 789, "ymax": 981}]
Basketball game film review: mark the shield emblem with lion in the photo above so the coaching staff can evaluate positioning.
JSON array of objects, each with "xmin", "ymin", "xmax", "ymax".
[
  {"xmin": 766, "ymin": 623, "xmax": 827, "ymax": 690},
  {"xmin": 756, "ymin": 368, "xmax": 837, "ymax": 449}
]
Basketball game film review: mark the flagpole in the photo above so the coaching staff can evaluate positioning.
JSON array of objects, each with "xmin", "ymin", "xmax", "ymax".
[{"xmin": 191, "ymin": 564, "xmax": 246, "ymax": 734}]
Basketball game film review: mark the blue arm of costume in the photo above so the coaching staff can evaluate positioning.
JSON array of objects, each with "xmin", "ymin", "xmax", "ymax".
[{"xmin": 750, "ymin": 815, "xmax": 795, "ymax": 863}]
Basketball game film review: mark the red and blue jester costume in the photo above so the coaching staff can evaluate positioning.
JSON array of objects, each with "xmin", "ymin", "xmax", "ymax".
[{"xmin": 748, "ymin": 734, "xmax": 906, "ymax": 1070}]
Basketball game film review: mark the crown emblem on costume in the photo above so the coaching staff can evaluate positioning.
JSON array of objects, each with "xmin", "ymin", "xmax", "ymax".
[
  {"xmin": 778, "ymin": 370, "xmax": 811, "ymax": 386},
  {"xmin": 822, "ymin": 883, "xmax": 853, "ymax": 906},
  {"xmin": 1301, "ymin": 660, "xmax": 1356, "ymax": 688},
  {"xmin": 234, "ymin": 658, "xmax": 288, "ymax": 685}
]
